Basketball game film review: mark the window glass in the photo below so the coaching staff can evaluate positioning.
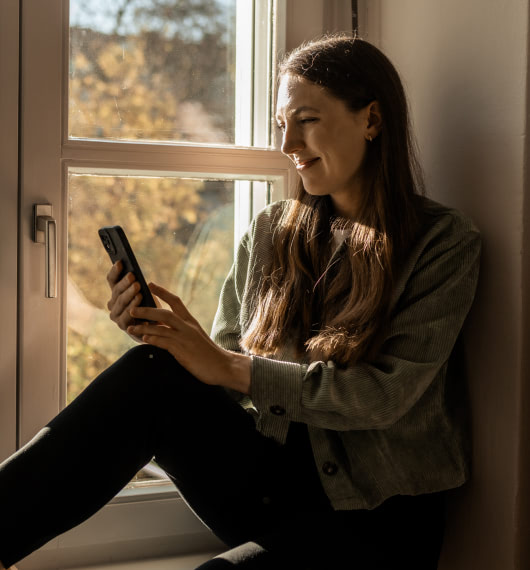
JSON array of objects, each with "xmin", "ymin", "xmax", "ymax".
[
  {"xmin": 69, "ymin": 0, "xmax": 237, "ymax": 143},
  {"xmin": 67, "ymin": 172, "xmax": 236, "ymax": 403},
  {"xmin": 65, "ymin": 0, "xmax": 279, "ymax": 491}
]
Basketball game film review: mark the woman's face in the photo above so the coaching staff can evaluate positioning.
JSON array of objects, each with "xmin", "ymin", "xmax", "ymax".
[{"xmin": 276, "ymin": 74, "xmax": 378, "ymax": 219}]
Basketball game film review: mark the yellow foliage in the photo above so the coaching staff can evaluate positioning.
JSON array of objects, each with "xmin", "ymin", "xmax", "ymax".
[{"xmin": 66, "ymin": 17, "xmax": 237, "ymax": 400}]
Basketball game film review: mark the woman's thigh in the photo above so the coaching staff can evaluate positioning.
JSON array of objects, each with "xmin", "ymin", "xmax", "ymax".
[
  {"xmin": 147, "ymin": 371, "xmax": 330, "ymax": 546},
  {"xmin": 55, "ymin": 345, "xmax": 331, "ymax": 545},
  {"xmin": 0, "ymin": 345, "xmax": 303, "ymax": 563},
  {"xmin": 104, "ymin": 348, "xmax": 445, "ymax": 568},
  {"xmin": 196, "ymin": 491, "xmax": 446, "ymax": 570},
  {"xmin": 0, "ymin": 344, "xmax": 445, "ymax": 568}
]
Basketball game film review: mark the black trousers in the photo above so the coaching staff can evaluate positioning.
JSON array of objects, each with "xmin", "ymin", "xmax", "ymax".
[{"xmin": 0, "ymin": 345, "xmax": 445, "ymax": 569}]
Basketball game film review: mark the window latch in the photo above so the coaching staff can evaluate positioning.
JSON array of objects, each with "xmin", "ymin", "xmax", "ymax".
[{"xmin": 33, "ymin": 204, "xmax": 57, "ymax": 299}]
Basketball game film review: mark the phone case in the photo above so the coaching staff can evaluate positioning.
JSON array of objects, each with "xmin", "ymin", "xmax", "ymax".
[{"xmin": 98, "ymin": 225, "xmax": 157, "ymax": 309}]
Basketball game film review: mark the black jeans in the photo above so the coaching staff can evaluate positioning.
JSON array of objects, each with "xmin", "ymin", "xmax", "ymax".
[{"xmin": 0, "ymin": 345, "xmax": 445, "ymax": 569}]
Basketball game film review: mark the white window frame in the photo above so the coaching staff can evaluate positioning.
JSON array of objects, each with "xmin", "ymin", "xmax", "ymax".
[
  {"xmin": 16, "ymin": 1, "xmax": 290, "ymax": 566},
  {"xmin": 18, "ymin": 0, "xmax": 291, "ymax": 450},
  {"xmin": 2, "ymin": 0, "xmax": 352, "ymax": 566},
  {"xmin": 0, "ymin": 0, "xmax": 19, "ymax": 463}
]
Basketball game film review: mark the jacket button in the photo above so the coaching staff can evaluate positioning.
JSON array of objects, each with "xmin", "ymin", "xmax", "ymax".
[
  {"xmin": 322, "ymin": 461, "xmax": 338, "ymax": 476},
  {"xmin": 269, "ymin": 405, "xmax": 286, "ymax": 416}
]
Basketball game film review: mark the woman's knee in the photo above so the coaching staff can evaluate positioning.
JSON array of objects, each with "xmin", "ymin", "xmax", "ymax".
[
  {"xmin": 112, "ymin": 344, "xmax": 221, "ymax": 404},
  {"xmin": 122, "ymin": 343, "xmax": 176, "ymax": 368},
  {"xmin": 112, "ymin": 344, "xmax": 184, "ymax": 385},
  {"xmin": 69, "ymin": 344, "xmax": 184, "ymax": 413}
]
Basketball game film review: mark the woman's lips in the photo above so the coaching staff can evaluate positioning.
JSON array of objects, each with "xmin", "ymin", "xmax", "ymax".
[{"xmin": 296, "ymin": 158, "xmax": 320, "ymax": 171}]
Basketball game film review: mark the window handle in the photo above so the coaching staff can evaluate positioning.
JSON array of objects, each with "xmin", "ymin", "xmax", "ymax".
[{"xmin": 33, "ymin": 204, "xmax": 57, "ymax": 299}]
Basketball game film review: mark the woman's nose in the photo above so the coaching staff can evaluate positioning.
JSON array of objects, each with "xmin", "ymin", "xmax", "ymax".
[{"xmin": 281, "ymin": 125, "xmax": 304, "ymax": 156}]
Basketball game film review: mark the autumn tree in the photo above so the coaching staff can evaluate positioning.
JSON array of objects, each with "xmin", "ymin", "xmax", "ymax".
[{"xmin": 67, "ymin": 0, "xmax": 237, "ymax": 402}]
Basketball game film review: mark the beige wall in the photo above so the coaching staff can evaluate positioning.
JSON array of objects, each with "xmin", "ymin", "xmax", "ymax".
[
  {"xmin": 360, "ymin": 1, "xmax": 529, "ymax": 568},
  {"xmin": 285, "ymin": 0, "xmax": 352, "ymax": 52}
]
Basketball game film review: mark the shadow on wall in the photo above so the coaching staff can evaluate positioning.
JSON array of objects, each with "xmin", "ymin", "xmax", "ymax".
[{"xmin": 412, "ymin": 19, "xmax": 524, "ymax": 570}]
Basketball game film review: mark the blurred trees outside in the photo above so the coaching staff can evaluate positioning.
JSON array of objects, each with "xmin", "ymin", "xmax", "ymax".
[
  {"xmin": 69, "ymin": 0, "xmax": 236, "ymax": 142},
  {"xmin": 67, "ymin": 0, "xmax": 237, "ymax": 402}
]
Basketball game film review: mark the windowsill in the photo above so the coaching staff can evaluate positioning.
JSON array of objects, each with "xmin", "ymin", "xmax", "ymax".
[
  {"xmin": 59, "ymin": 552, "xmax": 223, "ymax": 570},
  {"xmin": 112, "ymin": 480, "xmax": 176, "ymax": 504},
  {"xmin": 17, "ymin": 490, "xmax": 224, "ymax": 570}
]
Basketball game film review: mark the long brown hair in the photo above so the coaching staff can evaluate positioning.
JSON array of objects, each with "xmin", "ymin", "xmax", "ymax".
[{"xmin": 241, "ymin": 35, "xmax": 424, "ymax": 365}]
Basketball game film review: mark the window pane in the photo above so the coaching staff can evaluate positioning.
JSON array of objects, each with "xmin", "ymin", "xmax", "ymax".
[
  {"xmin": 69, "ymin": 0, "xmax": 237, "ymax": 143},
  {"xmin": 66, "ymin": 173, "xmax": 236, "ymax": 404}
]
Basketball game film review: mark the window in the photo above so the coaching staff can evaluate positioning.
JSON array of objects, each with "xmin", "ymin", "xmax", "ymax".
[
  {"xmin": 14, "ymin": 0, "xmax": 289, "ymax": 564},
  {"xmin": 1, "ymin": 0, "xmax": 350, "ymax": 565},
  {"xmin": 68, "ymin": 0, "xmax": 238, "ymax": 145},
  {"xmin": 64, "ymin": 1, "xmax": 286, "ymax": 491},
  {"xmin": 18, "ymin": 0, "xmax": 289, "ymax": 446}
]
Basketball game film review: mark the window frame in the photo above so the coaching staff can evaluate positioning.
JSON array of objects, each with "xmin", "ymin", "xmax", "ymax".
[
  {"xmin": 16, "ymin": 0, "xmax": 291, "ymax": 565},
  {"xmin": 0, "ymin": 0, "xmax": 19, "ymax": 462},
  {"xmin": 18, "ymin": 0, "xmax": 293, "ymax": 448},
  {"xmin": 5, "ymin": 0, "xmax": 352, "ymax": 566}
]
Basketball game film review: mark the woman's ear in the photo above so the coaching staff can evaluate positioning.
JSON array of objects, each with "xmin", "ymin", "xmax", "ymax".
[{"xmin": 365, "ymin": 100, "xmax": 382, "ymax": 141}]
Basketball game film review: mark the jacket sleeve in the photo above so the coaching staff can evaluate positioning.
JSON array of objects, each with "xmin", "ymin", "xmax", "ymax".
[
  {"xmin": 248, "ymin": 214, "xmax": 481, "ymax": 431},
  {"xmin": 210, "ymin": 232, "xmax": 250, "ymax": 353}
]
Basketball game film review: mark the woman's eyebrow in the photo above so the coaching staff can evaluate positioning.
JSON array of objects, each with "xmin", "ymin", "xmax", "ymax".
[
  {"xmin": 292, "ymin": 105, "xmax": 320, "ymax": 115},
  {"xmin": 275, "ymin": 105, "xmax": 320, "ymax": 120}
]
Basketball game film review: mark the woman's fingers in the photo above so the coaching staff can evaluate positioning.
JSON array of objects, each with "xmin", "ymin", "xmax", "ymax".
[
  {"xmin": 129, "ymin": 305, "xmax": 178, "ymax": 328},
  {"xmin": 118, "ymin": 292, "xmax": 143, "ymax": 329},
  {"xmin": 107, "ymin": 272, "xmax": 141, "ymax": 329},
  {"xmin": 148, "ymin": 283, "xmax": 193, "ymax": 319},
  {"xmin": 127, "ymin": 320, "xmax": 174, "ymax": 341},
  {"xmin": 106, "ymin": 260, "xmax": 123, "ymax": 287},
  {"xmin": 127, "ymin": 289, "xmax": 249, "ymax": 391},
  {"xmin": 109, "ymin": 280, "xmax": 139, "ymax": 317}
]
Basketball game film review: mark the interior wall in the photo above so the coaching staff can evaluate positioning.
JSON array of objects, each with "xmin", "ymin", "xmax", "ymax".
[
  {"xmin": 285, "ymin": 0, "xmax": 352, "ymax": 52},
  {"xmin": 359, "ymin": 1, "xmax": 529, "ymax": 568}
]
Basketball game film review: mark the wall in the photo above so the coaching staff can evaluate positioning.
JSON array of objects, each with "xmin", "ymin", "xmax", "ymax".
[
  {"xmin": 360, "ymin": 1, "xmax": 529, "ymax": 568},
  {"xmin": 285, "ymin": 0, "xmax": 352, "ymax": 52}
]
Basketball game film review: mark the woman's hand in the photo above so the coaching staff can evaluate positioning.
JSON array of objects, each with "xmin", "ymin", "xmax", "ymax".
[
  {"xmin": 106, "ymin": 261, "xmax": 144, "ymax": 342},
  {"xmin": 128, "ymin": 283, "xmax": 251, "ymax": 394}
]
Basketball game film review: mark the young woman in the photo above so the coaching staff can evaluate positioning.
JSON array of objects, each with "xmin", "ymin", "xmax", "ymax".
[{"xmin": 0, "ymin": 35, "xmax": 480, "ymax": 569}]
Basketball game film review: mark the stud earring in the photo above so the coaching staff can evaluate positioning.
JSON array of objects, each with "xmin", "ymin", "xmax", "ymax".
[{"xmin": 367, "ymin": 135, "xmax": 373, "ymax": 142}]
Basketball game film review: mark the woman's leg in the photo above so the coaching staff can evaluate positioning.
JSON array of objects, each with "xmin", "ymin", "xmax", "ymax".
[
  {"xmin": 0, "ymin": 343, "xmax": 445, "ymax": 569},
  {"xmin": 196, "ymin": 491, "xmax": 446, "ymax": 569},
  {"xmin": 0, "ymin": 345, "xmax": 299, "ymax": 567}
]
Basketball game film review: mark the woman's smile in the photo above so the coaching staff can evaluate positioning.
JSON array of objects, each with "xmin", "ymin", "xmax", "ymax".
[
  {"xmin": 295, "ymin": 157, "xmax": 320, "ymax": 170},
  {"xmin": 276, "ymin": 74, "xmax": 375, "ymax": 219}
]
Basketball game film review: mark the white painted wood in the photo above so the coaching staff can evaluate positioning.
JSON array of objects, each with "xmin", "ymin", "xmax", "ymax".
[{"xmin": 0, "ymin": 0, "xmax": 19, "ymax": 462}]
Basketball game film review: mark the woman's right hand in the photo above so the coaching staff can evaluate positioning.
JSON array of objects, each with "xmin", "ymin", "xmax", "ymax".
[{"xmin": 106, "ymin": 261, "xmax": 144, "ymax": 341}]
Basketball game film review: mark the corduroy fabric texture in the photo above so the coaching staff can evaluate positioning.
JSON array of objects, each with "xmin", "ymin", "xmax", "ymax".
[{"xmin": 211, "ymin": 197, "xmax": 481, "ymax": 510}]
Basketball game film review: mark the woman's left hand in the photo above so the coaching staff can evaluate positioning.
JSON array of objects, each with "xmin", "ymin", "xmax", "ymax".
[{"xmin": 128, "ymin": 283, "xmax": 251, "ymax": 395}]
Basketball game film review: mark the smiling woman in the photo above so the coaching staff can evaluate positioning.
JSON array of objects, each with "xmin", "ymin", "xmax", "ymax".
[
  {"xmin": 0, "ymin": 35, "xmax": 480, "ymax": 569},
  {"xmin": 276, "ymin": 74, "xmax": 382, "ymax": 218},
  {"xmin": 243, "ymin": 37, "xmax": 425, "ymax": 369}
]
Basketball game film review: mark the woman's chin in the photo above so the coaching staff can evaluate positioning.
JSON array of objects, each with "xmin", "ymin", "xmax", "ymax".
[{"xmin": 301, "ymin": 184, "xmax": 327, "ymax": 197}]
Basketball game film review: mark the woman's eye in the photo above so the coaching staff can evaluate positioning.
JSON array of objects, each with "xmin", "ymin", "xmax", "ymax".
[{"xmin": 299, "ymin": 118, "xmax": 317, "ymax": 125}]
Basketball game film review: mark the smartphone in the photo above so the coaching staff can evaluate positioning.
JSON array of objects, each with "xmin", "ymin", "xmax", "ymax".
[{"xmin": 98, "ymin": 225, "xmax": 157, "ymax": 310}]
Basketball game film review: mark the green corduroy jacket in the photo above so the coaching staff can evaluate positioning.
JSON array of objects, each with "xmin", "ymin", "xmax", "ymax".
[{"xmin": 211, "ymin": 197, "xmax": 481, "ymax": 510}]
